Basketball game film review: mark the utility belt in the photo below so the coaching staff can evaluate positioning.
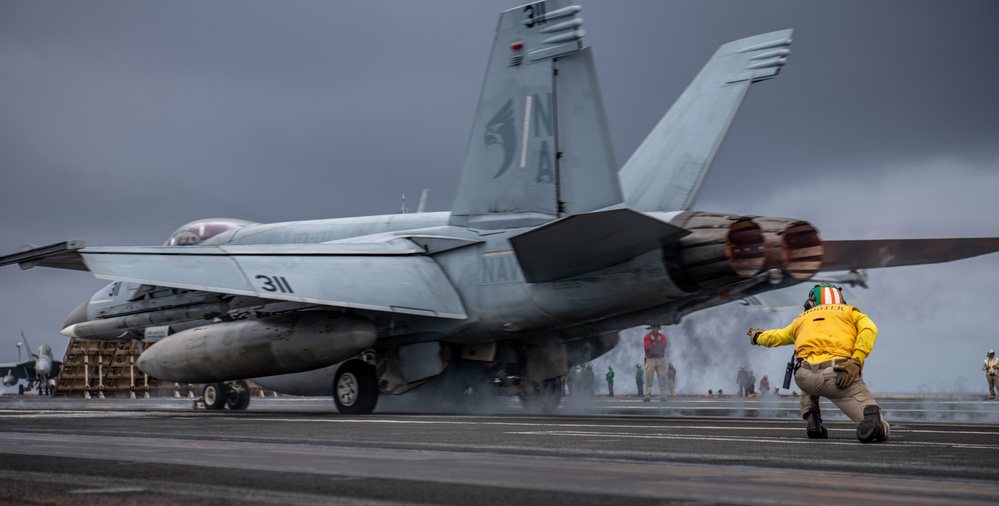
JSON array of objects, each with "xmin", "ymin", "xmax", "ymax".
[{"xmin": 800, "ymin": 357, "xmax": 849, "ymax": 371}]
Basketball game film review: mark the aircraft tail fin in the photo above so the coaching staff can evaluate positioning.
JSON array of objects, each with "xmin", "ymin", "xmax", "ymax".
[
  {"xmin": 450, "ymin": 1, "xmax": 622, "ymax": 229},
  {"xmin": 19, "ymin": 330, "xmax": 33, "ymax": 359},
  {"xmin": 619, "ymin": 29, "xmax": 794, "ymax": 212}
]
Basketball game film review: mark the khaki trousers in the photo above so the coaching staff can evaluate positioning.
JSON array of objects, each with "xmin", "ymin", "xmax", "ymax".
[
  {"xmin": 986, "ymin": 374, "xmax": 999, "ymax": 398},
  {"xmin": 794, "ymin": 365, "xmax": 890, "ymax": 437},
  {"xmin": 645, "ymin": 357, "xmax": 667, "ymax": 399}
]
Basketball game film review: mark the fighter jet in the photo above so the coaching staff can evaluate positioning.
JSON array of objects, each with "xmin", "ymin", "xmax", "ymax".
[
  {"xmin": 1, "ymin": 331, "xmax": 61, "ymax": 396},
  {"xmin": 2, "ymin": 0, "xmax": 998, "ymax": 413}
]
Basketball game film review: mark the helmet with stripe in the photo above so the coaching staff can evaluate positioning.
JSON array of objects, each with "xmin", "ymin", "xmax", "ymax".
[{"xmin": 804, "ymin": 283, "xmax": 845, "ymax": 310}]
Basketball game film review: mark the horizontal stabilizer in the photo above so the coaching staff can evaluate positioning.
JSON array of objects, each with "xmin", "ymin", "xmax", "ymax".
[
  {"xmin": 821, "ymin": 237, "xmax": 999, "ymax": 272},
  {"xmin": 509, "ymin": 208, "xmax": 688, "ymax": 283}
]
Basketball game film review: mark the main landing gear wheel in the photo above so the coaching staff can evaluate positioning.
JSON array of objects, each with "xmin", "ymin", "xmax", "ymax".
[
  {"xmin": 202, "ymin": 383, "xmax": 226, "ymax": 410},
  {"xmin": 334, "ymin": 359, "xmax": 378, "ymax": 414},
  {"xmin": 224, "ymin": 380, "xmax": 251, "ymax": 410},
  {"xmin": 521, "ymin": 377, "xmax": 563, "ymax": 414}
]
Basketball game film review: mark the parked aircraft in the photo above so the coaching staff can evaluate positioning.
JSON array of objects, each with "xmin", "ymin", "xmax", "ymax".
[
  {"xmin": 2, "ymin": 0, "xmax": 998, "ymax": 413},
  {"xmin": 1, "ymin": 331, "xmax": 61, "ymax": 395}
]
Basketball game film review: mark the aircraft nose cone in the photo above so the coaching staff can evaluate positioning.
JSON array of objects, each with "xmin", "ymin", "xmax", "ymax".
[
  {"xmin": 35, "ymin": 357, "xmax": 52, "ymax": 376},
  {"xmin": 63, "ymin": 298, "xmax": 89, "ymax": 328}
]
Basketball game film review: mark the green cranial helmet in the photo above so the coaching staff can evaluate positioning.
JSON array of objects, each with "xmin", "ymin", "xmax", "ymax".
[{"xmin": 804, "ymin": 283, "xmax": 845, "ymax": 309}]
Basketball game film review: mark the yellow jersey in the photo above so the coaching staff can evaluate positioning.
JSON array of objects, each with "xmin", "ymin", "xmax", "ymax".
[{"xmin": 756, "ymin": 304, "xmax": 877, "ymax": 365}]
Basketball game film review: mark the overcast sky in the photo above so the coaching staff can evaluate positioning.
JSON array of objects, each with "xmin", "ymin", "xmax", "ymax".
[{"xmin": 1, "ymin": 1, "xmax": 997, "ymax": 395}]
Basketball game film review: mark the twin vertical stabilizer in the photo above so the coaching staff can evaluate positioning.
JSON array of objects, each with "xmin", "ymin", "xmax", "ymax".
[
  {"xmin": 449, "ymin": 1, "xmax": 622, "ymax": 229},
  {"xmin": 619, "ymin": 30, "xmax": 793, "ymax": 212}
]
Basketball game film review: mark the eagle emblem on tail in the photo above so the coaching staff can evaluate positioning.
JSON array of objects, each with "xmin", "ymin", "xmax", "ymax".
[{"xmin": 485, "ymin": 99, "xmax": 516, "ymax": 179}]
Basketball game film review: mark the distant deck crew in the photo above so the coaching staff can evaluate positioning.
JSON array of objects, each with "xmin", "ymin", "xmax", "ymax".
[
  {"xmin": 748, "ymin": 284, "xmax": 889, "ymax": 443},
  {"xmin": 635, "ymin": 364, "xmax": 644, "ymax": 397},
  {"xmin": 984, "ymin": 349, "xmax": 998, "ymax": 400},
  {"xmin": 737, "ymin": 365, "xmax": 749, "ymax": 397},
  {"xmin": 643, "ymin": 325, "xmax": 668, "ymax": 402},
  {"xmin": 667, "ymin": 362, "xmax": 677, "ymax": 396},
  {"xmin": 605, "ymin": 366, "xmax": 615, "ymax": 397}
]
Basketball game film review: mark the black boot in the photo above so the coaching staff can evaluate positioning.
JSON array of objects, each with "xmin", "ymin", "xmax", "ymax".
[
  {"xmin": 804, "ymin": 411, "xmax": 828, "ymax": 439},
  {"xmin": 857, "ymin": 405, "xmax": 888, "ymax": 443}
]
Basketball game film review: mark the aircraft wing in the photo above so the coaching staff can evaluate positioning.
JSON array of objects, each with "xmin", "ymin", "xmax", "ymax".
[
  {"xmin": 0, "ymin": 360, "xmax": 36, "ymax": 380},
  {"xmin": 0, "ymin": 241, "xmax": 89, "ymax": 271},
  {"xmin": 821, "ymin": 238, "xmax": 999, "ymax": 272},
  {"xmin": 0, "ymin": 239, "xmax": 469, "ymax": 319}
]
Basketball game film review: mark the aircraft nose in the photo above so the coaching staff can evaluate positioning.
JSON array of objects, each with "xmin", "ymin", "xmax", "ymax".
[
  {"xmin": 63, "ymin": 298, "xmax": 89, "ymax": 328},
  {"xmin": 36, "ymin": 357, "xmax": 52, "ymax": 375}
]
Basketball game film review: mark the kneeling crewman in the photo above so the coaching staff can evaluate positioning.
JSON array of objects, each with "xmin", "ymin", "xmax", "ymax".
[{"xmin": 748, "ymin": 284, "xmax": 889, "ymax": 443}]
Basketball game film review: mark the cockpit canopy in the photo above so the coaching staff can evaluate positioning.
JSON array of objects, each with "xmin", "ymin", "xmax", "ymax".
[{"xmin": 165, "ymin": 218, "xmax": 256, "ymax": 246}]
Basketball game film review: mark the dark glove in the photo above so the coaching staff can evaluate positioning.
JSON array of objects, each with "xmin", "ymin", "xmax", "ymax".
[
  {"xmin": 747, "ymin": 328, "xmax": 764, "ymax": 345},
  {"xmin": 833, "ymin": 358, "xmax": 862, "ymax": 389}
]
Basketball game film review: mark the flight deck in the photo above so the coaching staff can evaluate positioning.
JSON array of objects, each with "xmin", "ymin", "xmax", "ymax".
[{"xmin": 1, "ymin": 395, "xmax": 997, "ymax": 505}]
